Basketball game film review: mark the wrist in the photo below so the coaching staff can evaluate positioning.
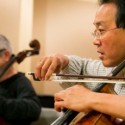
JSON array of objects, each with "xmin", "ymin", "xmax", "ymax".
[
  {"xmin": 88, "ymin": 92, "xmax": 99, "ymax": 111},
  {"xmin": 56, "ymin": 54, "xmax": 69, "ymax": 70}
]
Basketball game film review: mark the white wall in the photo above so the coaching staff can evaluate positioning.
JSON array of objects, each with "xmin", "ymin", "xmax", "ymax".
[
  {"xmin": 45, "ymin": 0, "xmax": 98, "ymax": 58},
  {"xmin": 32, "ymin": 0, "xmax": 98, "ymax": 95},
  {"xmin": 0, "ymin": 0, "xmax": 98, "ymax": 95},
  {"xmin": 0, "ymin": 0, "xmax": 20, "ymax": 53}
]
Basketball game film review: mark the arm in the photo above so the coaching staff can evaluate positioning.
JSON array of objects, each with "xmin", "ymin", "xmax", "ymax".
[
  {"xmin": 35, "ymin": 54, "xmax": 69, "ymax": 80},
  {"xmin": 61, "ymin": 55, "xmax": 113, "ymax": 76},
  {"xmin": 35, "ymin": 54, "xmax": 113, "ymax": 89},
  {"xmin": 57, "ymin": 55, "xmax": 114, "ymax": 89},
  {"xmin": 54, "ymin": 84, "xmax": 125, "ymax": 119},
  {"xmin": 35, "ymin": 54, "xmax": 113, "ymax": 80}
]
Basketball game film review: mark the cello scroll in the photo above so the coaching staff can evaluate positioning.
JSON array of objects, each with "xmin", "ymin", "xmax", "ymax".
[{"xmin": 0, "ymin": 39, "xmax": 40, "ymax": 78}]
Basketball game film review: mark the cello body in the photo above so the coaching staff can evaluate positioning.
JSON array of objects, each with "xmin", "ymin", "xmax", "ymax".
[
  {"xmin": 73, "ymin": 111, "xmax": 114, "ymax": 125},
  {"xmin": 50, "ymin": 61, "xmax": 125, "ymax": 125},
  {"xmin": 69, "ymin": 84, "xmax": 118, "ymax": 125}
]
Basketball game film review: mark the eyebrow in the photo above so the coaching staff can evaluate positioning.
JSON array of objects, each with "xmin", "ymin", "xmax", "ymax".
[
  {"xmin": 0, "ymin": 48, "xmax": 6, "ymax": 53},
  {"xmin": 93, "ymin": 21, "xmax": 105, "ymax": 26}
]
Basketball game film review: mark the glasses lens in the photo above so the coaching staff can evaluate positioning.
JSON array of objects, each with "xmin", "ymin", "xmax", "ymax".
[
  {"xmin": 92, "ymin": 30, "xmax": 100, "ymax": 38},
  {"xmin": 0, "ymin": 49, "xmax": 5, "ymax": 53}
]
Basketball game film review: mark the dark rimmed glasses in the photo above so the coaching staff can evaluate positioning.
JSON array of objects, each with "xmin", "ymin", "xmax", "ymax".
[{"xmin": 0, "ymin": 48, "xmax": 6, "ymax": 53}]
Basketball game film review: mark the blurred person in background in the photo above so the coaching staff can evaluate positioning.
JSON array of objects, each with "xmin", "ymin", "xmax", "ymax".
[{"xmin": 0, "ymin": 34, "xmax": 41, "ymax": 125}]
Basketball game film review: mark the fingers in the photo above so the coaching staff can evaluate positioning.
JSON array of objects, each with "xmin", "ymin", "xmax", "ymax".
[
  {"xmin": 54, "ymin": 85, "xmax": 90, "ymax": 112},
  {"xmin": 35, "ymin": 54, "xmax": 69, "ymax": 80},
  {"xmin": 40, "ymin": 58, "xmax": 53, "ymax": 80},
  {"xmin": 35, "ymin": 56, "xmax": 61, "ymax": 80},
  {"xmin": 54, "ymin": 90, "xmax": 68, "ymax": 112},
  {"xmin": 54, "ymin": 101, "xmax": 65, "ymax": 112},
  {"xmin": 45, "ymin": 59, "xmax": 60, "ymax": 80},
  {"xmin": 35, "ymin": 57, "xmax": 48, "ymax": 80}
]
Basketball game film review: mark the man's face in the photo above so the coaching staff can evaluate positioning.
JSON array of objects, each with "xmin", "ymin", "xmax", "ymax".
[
  {"xmin": 93, "ymin": 3, "xmax": 125, "ymax": 67},
  {"xmin": 0, "ymin": 49, "xmax": 9, "ymax": 68}
]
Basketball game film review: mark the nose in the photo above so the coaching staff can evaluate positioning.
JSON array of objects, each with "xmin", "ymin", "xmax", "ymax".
[{"xmin": 92, "ymin": 38, "xmax": 101, "ymax": 46}]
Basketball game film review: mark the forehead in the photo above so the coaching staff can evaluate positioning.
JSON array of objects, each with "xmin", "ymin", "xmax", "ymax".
[{"xmin": 93, "ymin": 3, "xmax": 117, "ymax": 28}]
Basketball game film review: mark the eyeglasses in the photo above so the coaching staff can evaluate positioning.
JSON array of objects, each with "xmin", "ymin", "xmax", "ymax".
[
  {"xmin": 0, "ymin": 48, "xmax": 6, "ymax": 53},
  {"xmin": 92, "ymin": 27, "xmax": 119, "ymax": 39}
]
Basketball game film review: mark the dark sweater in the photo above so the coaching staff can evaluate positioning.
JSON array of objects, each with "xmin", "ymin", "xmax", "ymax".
[{"xmin": 0, "ymin": 72, "xmax": 41, "ymax": 125}]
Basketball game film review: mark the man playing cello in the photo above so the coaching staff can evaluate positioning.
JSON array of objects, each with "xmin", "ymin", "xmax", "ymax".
[{"xmin": 35, "ymin": 0, "xmax": 125, "ymax": 124}]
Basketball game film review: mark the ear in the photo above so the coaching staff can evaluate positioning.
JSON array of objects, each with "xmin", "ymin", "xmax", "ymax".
[{"xmin": 3, "ymin": 50, "xmax": 12, "ymax": 62}]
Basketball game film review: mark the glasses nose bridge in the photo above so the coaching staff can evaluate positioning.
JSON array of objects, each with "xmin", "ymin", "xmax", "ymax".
[
  {"xmin": 96, "ymin": 31, "xmax": 100, "ymax": 38},
  {"xmin": 93, "ymin": 30, "xmax": 101, "ymax": 39},
  {"xmin": 93, "ymin": 35, "xmax": 101, "ymax": 46}
]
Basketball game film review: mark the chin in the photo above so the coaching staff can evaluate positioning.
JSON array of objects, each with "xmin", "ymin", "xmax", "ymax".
[
  {"xmin": 102, "ymin": 60, "xmax": 115, "ymax": 67},
  {"xmin": 102, "ymin": 60, "xmax": 121, "ymax": 67}
]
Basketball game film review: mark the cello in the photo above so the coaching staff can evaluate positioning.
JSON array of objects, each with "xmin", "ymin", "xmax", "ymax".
[
  {"xmin": 0, "ymin": 39, "xmax": 40, "ymax": 78},
  {"xmin": 50, "ymin": 60, "xmax": 125, "ymax": 125},
  {"xmin": 29, "ymin": 60, "xmax": 125, "ymax": 125}
]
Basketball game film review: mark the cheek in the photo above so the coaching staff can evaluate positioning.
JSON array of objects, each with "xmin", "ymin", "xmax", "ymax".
[
  {"xmin": 0, "ymin": 62, "xmax": 3, "ymax": 68},
  {"xmin": 102, "ymin": 36, "xmax": 125, "ymax": 64},
  {"xmin": 0, "ymin": 59, "xmax": 6, "ymax": 68},
  {"xmin": 101, "ymin": 37, "xmax": 118, "ymax": 58}
]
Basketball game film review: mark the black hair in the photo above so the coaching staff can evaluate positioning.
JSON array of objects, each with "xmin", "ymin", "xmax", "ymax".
[{"xmin": 99, "ymin": 0, "xmax": 125, "ymax": 29}]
